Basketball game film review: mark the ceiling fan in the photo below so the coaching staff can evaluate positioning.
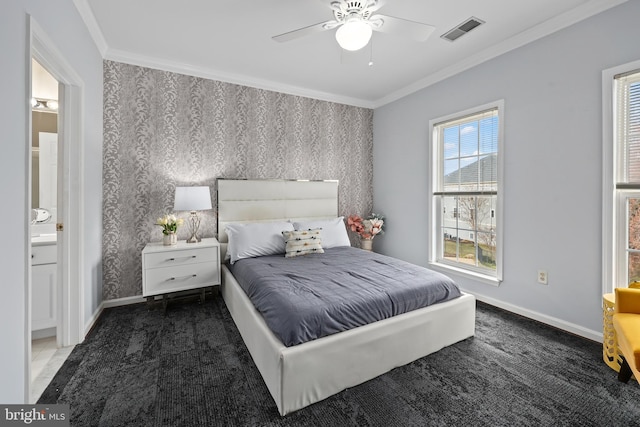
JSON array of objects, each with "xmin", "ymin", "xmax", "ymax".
[{"xmin": 272, "ymin": 0, "xmax": 435, "ymax": 52}]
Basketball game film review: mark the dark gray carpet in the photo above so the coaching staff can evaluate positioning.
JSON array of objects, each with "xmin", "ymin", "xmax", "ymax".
[{"xmin": 38, "ymin": 296, "xmax": 640, "ymax": 426}]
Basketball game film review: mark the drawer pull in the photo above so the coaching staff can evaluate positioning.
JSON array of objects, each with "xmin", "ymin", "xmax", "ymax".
[
  {"xmin": 167, "ymin": 255, "xmax": 197, "ymax": 261},
  {"xmin": 168, "ymin": 274, "xmax": 197, "ymax": 281}
]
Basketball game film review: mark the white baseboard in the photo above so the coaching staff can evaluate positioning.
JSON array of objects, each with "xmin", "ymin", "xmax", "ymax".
[
  {"xmin": 102, "ymin": 295, "xmax": 147, "ymax": 308},
  {"xmin": 84, "ymin": 304, "xmax": 103, "ymax": 337},
  {"xmin": 83, "ymin": 295, "xmax": 147, "ymax": 337},
  {"xmin": 467, "ymin": 291, "xmax": 603, "ymax": 343}
]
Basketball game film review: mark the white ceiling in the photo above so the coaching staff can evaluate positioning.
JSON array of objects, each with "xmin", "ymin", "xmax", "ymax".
[{"xmin": 77, "ymin": 0, "xmax": 625, "ymax": 108}]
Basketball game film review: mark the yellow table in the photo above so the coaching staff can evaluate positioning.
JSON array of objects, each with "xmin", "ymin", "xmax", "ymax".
[{"xmin": 603, "ymin": 292, "xmax": 623, "ymax": 372}]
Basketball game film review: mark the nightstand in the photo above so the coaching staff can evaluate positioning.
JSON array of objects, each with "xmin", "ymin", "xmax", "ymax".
[{"xmin": 142, "ymin": 237, "xmax": 221, "ymax": 305}]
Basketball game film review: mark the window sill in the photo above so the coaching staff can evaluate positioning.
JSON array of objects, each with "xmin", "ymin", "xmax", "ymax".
[{"xmin": 428, "ymin": 261, "xmax": 501, "ymax": 287}]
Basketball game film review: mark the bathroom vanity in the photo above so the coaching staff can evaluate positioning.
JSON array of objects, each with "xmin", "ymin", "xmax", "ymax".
[{"xmin": 31, "ymin": 234, "xmax": 57, "ymax": 334}]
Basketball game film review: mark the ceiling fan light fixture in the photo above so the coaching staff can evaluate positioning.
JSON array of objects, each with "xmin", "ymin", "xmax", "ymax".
[{"xmin": 335, "ymin": 18, "xmax": 372, "ymax": 51}]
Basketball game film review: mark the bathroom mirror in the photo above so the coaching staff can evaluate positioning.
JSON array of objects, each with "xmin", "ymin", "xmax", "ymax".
[
  {"xmin": 31, "ymin": 58, "xmax": 59, "ymax": 219},
  {"xmin": 31, "ymin": 112, "xmax": 58, "ymax": 215}
]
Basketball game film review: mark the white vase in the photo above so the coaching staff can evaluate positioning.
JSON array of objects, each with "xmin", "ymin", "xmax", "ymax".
[
  {"xmin": 361, "ymin": 238, "xmax": 373, "ymax": 251},
  {"xmin": 163, "ymin": 232, "xmax": 177, "ymax": 246}
]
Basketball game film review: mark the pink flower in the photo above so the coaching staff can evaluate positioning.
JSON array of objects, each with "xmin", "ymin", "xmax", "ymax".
[
  {"xmin": 348, "ymin": 214, "xmax": 385, "ymax": 240},
  {"xmin": 347, "ymin": 215, "xmax": 364, "ymax": 234},
  {"xmin": 369, "ymin": 218, "xmax": 384, "ymax": 236}
]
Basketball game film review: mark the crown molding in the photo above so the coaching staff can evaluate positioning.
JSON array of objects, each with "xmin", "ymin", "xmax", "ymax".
[
  {"xmin": 372, "ymin": 0, "xmax": 628, "ymax": 108},
  {"xmin": 71, "ymin": 0, "xmax": 626, "ymax": 110},
  {"xmin": 72, "ymin": 0, "xmax": 108, "ymax": 56},
  {"xmin": 104, "ymin": 48, "xmax": 375, "ymax": 109}
]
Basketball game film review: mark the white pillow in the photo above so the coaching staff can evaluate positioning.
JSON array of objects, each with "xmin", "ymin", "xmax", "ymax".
[
  {"xmin": 292, "ymin": 217, "xmax": 351, "ymax": 249},
  {"xmin": 225, "ymin": 221, "xmax": 294, "ymax": 264}
]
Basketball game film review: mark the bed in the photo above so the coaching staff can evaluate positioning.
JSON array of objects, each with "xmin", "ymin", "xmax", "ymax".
[{"xmin": 217, "ymin": 178, "xmax": 476, "ymax": 415}]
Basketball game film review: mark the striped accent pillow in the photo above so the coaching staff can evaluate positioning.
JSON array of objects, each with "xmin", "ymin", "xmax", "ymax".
[{"xmin": 282, "ymin": 228, "xmax": 324, "ymax": 258}]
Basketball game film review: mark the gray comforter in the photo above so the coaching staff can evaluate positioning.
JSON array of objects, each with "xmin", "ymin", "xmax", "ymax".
[{"xmin": 229, "ymin": 246, "xmax": 461, "ymax": 346}]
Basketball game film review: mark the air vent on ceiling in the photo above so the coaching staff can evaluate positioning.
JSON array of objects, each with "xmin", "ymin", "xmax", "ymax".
[{"xmin": 441, "ymin": 17, "xmax": 485, "ymax": 42}]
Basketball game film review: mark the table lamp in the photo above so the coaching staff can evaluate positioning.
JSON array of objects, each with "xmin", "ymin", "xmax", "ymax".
[{"xmin": 174, "ymin": 186, "xmax": 212, "ymax": 243}]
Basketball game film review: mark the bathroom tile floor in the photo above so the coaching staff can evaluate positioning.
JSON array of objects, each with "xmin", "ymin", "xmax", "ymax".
[{"xmin": 31, "ymin": 337, "xmax": 74, "ymax": 403}]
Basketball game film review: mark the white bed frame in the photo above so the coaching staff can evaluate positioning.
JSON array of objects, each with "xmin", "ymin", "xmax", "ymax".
[{"xmin": 217, "ymin": 179, "xmax": 476, "ymax": 415}]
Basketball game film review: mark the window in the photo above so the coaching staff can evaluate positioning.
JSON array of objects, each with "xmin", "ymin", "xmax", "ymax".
[
  {"xmin": 611, "ymin": 69, "xmax": 640, "ymax": 291},
  {"xmin": 429, "ymin": 101, "xmax": 503, "ymax": 284}
]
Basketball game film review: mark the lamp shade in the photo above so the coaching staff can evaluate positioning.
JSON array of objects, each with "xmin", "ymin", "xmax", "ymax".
[
  {"xmin": 335, "ymin": 19, "xmax": 372, "ymax": 51},
  {"xmin": 174, "ymin": 186, "xmax": 212, "ymax": 211}
]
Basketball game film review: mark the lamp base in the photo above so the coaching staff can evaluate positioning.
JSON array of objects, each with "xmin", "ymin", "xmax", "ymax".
[
  {"xmin": 186, "ymin": 211, "xmax": 202, "ymax": 243},
  {"xmin": 186, "ymin": 234, "xmax": 201, "ymax": 244}
]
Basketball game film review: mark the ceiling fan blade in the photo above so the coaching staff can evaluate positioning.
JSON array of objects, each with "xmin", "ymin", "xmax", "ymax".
[
  {"xmin": 366, "ymin": 0, "xmax": 385, "ymax": 13},
  {"xmin": 370, "ymin": 14, "xmax": 435, "ymax": 42},
  {"xmin": 272, "ymin": 20, "xmax": 336, "ymax": 43}
]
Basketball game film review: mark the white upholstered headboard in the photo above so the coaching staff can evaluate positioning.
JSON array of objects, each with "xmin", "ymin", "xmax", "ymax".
[{"xmin": 216, "ymin": 179, "xmax": 339, "ymax": 245}]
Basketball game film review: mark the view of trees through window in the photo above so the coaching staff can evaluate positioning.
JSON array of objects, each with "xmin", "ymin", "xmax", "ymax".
[
  {"xmin": 442, "ymin": 197, "xmax": 497, "ymax": 269},
  {"xmin": 443, "ymin": 196, "xmax": 496, "ymax": 269},
  {"xmin": 436, "ymin": 109, "xmax": 498, "ymax": 272},
  {"xmin": 628, "ymin": 198, "xmax": 640, "ymax": 283}
]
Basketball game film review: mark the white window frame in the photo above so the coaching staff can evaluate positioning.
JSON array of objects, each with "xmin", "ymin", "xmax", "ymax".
[
  {"xmin": 428, "ymin": 100, "xmax": 504, "ymax": 286},
  {"xmin": 603, "ymin": 59, "xmax": 640, "ymax": 294}
]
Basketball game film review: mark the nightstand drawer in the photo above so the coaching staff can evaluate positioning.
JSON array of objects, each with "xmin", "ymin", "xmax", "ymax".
[
  {"xmin": 141, "ymin": 238, "xmax": 221, "ymax": 300},
  {"xmin": 144, "ymin": 262, "xmax": 219, "ymax": 296},
  {"xmin": 144, "ymin": 246, "xmax": 217, "ymax": 269}
]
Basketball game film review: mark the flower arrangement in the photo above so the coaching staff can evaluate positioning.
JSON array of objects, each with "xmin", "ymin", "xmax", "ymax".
[
  {"xmin": 347, "ymin": 213, "xmax": 385, "ymax": 240},
  {"xmin": 156, "ymin": 213, "xmax": 184, "ymax": 235}
]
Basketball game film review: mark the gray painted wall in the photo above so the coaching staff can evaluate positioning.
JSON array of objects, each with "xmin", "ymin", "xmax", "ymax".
[
  {"xmin": 1, "ymin": 0, "xmax": 103, "ymax": 403},
  {"xmin": 373, "ymin": 0, "xmax": 640, "ymax": 337}
]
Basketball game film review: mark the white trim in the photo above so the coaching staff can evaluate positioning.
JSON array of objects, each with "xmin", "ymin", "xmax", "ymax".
[
  {"xmin": 468, "ymin": 291, "xmax": 602, "ymax": 343},
  {"xmin": 104, "ymin": 48, "xmax": 374, "ymax": 109},
  {"xmin": 84, "ymin": 296, "xmax": 146, "ymax": 337},
  {"xmin": 83, "ymin": 303, "xmax": 103, "ymax": 338},
  {"xmin": 602, "ymin": 65, "xmax": 615, "ymax": 297},
  {"xmin": 102, "ymin": 295, "xmax": 147, "ymax": 309},
  {"xmin": 30, "ymin": 15, "xmax": 85, "ymax": 351},
  {"xmin": 373, "ymin": 0, "xmax": 627, "ymax": 108},
  {"xmin": 71, "ymin": 0, "xmax": 625, "ymax": 109},
  {"xmin": 71, "ymin": 0, "xmax": 108, "ymax": 56},
  {"xmin": 602, "ymin": 58, "xmax": 640, "ymax": 295},
  {"xmin": 63, "ymin": 84, "xmax": 85, "ymax": 347},
  {"xmin": 429, "ymin": 262, "xmax": 500, "ymax": 287},
  {"xmin": 25, "ymin": 22, "xmax": 34, "ymax": 406},
  {"xmin": 427, "ymin": 100, "xmax": 504, "ymax": 284},
  {"xmin": 71, "ymin": 0, "xmax": 370, "ymax": 107}
]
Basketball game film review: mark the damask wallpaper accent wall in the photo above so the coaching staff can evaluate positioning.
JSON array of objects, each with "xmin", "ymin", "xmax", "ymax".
[{"xmin": 102, "ymin": 60, "xmax": 373, "ymax": 300}]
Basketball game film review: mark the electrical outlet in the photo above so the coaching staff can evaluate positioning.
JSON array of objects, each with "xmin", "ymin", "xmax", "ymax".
[{"xmin": 537, "ymin": 270, "xmax": 548, "ymax": 285}]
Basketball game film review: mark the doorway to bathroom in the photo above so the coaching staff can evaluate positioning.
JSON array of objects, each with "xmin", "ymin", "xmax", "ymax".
[
  {"xmin": 29, "ymin": 18, "xmax": 84, "ymax": 403},
  {"xmin": 30, "ymin": 58, "xmax": 63, "ymax": 401}
]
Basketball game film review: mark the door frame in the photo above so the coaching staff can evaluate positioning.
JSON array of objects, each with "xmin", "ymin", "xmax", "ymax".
[{"xmin": 28, "ymin": 16, "xmax": 84, "ymax": 397}]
